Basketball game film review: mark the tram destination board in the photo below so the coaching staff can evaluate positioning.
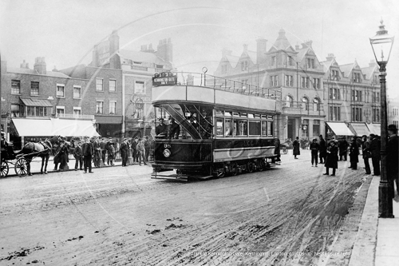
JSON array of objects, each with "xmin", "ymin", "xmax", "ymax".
[{"xmin": 152, "ymin": 72, "xmax": 177, "ymax": 86}]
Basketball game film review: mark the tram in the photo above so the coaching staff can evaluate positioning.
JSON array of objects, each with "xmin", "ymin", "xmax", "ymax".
[{"xmin": 151, "ymin": 71, "xmax": 280, "ymax": 180}]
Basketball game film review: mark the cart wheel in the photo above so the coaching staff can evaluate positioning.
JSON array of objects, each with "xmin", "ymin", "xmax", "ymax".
[
  {"xmin": 15, "ymin": 158, "xmax": 28, "ymax": 176},
  {"xmin": 1, "ymin": 160, "xmax": 9, "ymax": 178}
]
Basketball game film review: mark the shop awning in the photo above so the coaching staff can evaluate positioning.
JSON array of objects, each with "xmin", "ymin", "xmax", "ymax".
[
  {"xmin": 20, "ymin": 98, "xmax": 53, "ymax": 107},
  {"xmin": 95, "ymin": 115, "xmax": 123, "ymax": 124},
  {"xmin": 326, "ymin": 122, "xmax": 354, "ymax": 136},
  {"xmin": 349, "ymin": 123, "xmax": 371, "ymax": 137},
  {"xmin": 12, "ymin": 118, "xmax": 100, "ymax": 137},
  {"xmin": 12, "ymin": 119, "xmax": 52, "ymax": 137},
  {"xmin": 367, "ymin": 123, "xmax": 381, "ymax": 135}
]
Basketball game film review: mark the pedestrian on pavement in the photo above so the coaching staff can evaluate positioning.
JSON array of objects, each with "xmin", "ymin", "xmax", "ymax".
[
  {"xmin": 137, "ymin": 138, "xmax": 146, "ymax": 166},
  {"xmin": 131, "ymin": 137, "xmax": 138, "ymax": 163},
  {"xmin": 324, "ymin": 140, "xmax": 338, "ymax": 176},
  {"xmin": 338, "ymin": 137, "xmax": 349, "ymax": 161},
  {"xmin": 73, "ymin": 140, "xmax": 83, "ymax": 171},
  {"xmin": 93, "ymin": 137, "xmax": 102, "ymax": 168},
  {"xmin": 319, "ymin": 135, "xmax": 327, "ymax": 164},
  {"xmin": 369, "ymin": 134, "xmax": 381, "ymax": 176},
  {"xmin": 361, "ymin": 135, "xmax": 371, "ymax": 175},
  {"xmin": 100, "ymin": 138, "xmax": 106, "ymax": 165},
  {"xmin": 144, "ymin": 136, "xmax": 151, "ymax": 162},
  {"xmin": 349, "ymin": 137, "xmax": 359, "ymax": 170},
  {"xmin": 387, "ymin": 124, "xmax": 399, "ymax": 198},
  {"xmin": 106, "ymin": 141, "xmax": 115, "ymax": 166},
  {"xmin": 82, "ymin": 136, "xmax": 94, "ymax": 173},
  {"xmin": 274, "ymin": 138, "xmax": 281, "ymax": 163},
  {"xmin": 120, "ymin": 138, "xmax": 129, "ymax": 166},
  {"xmin": 310, "ymin": 138, "xmax": 320, "ymax": 167},
  {"xmin": 293, "ymin": 136, "xmax": 300, "ymax": 159}
]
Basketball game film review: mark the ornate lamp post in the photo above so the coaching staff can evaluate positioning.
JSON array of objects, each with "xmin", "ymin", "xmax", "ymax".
[{"xmin": 369, "ymin": 20, "xmax": 395, "ymax": 218}]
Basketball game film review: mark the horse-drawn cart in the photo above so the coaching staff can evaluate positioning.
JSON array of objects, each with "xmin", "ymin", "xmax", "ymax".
[{"xmin": 1, "ymin": 144, "xmax": 30, "ymax": 177}]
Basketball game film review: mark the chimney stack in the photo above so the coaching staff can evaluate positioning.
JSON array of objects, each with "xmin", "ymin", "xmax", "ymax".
[
  {"xmin": 20, "ymin": 60, "xmax": 29, "ymax": 69},
  {"xmin": 256, "ymin": 38, "xmax": 267, "ymax": 64},
  {"xmin": 326, "ymin": 53, "xmax": 335, "ymax": 61},
  {"xmin": 34, "ymin": 57, "xmax": 46, "ymax": 74}
]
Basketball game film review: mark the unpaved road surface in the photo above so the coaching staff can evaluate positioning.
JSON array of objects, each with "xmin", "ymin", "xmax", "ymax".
[{"xmin": 0, "ymin": 151, "xmax": 371, "ymax": 266}]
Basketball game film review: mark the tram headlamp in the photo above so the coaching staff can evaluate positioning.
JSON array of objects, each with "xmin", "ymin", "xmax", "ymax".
[{"xmin": 163, "ymin": 148, "xmax": 171, "ymax": 158}]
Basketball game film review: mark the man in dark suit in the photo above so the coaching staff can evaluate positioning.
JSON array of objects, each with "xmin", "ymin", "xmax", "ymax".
[
  {"xmin": 369, "ymin": 134, "xmax": 381, "ymax": 176},
  {"xmin": 387, "ymin": 124, "xmax": 399, "ymax": 198},
  {"xmin": 82, "ymin": 136, "xmax": 94, "ymax": 173}
]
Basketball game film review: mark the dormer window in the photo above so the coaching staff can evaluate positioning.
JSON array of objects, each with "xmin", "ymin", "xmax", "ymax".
[
  {"xmin": 241, "ymin": 61, "xmax": 248, "ymax": 71},
  {"xmin": 353, "ymin": 72, "xmax": 361, "ymax": 83},
  {"xmin": 307, "ymin": 58, "xmax": 315, "ymax": 69},
  {"xmin": 271, "ymin": 56, "xmax": 276, "ymax": 66},
  {"xmin": 331, "ymin": 70, "xmax": 340, "ymax": 81}
]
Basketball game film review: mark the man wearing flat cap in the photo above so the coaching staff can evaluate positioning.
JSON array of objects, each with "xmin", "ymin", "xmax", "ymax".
[
  {"xmin": 155, "ymin": 118, "xmax": 167, "ymax": 138},
  {"xmin": 387, "ymin": 124, "xmax": 399, "ymax": 198}
]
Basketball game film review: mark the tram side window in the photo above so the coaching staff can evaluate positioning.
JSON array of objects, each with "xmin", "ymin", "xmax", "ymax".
[
  {"xmin": 224, "ymin": 119, "xmax": 233, "ymax": 136},
  {"xmin": 216, "ymin": 118, "xmax": 224, "ymax": 136},
  {"xmin": 235, "ymin": 119, "xmax": 247, "ymax": 136},
  {"xmin": 249, "ymin": 121, "xmax": 261, "ymax": 136},
  {"xmin": 267, "ymin": 121, "xmax": 273, "ymax": 136},
  {"xmin": 262, "ymin": 121, "xmax": 267, "ymax": 136}
]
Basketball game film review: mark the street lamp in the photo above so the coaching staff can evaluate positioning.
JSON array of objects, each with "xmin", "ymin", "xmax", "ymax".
[{"xmin": 370, "ymin": 20, "xmax": 395, "ymax": 218}]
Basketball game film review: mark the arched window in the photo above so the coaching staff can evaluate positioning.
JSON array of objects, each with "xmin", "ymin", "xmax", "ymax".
[
  {"xmin": 285, "ymin": 95, "xmax": 293, "ymax": 107},
  {"xmin": 313, "ymin": 97, "xmax": 321, "ymax": 111},
  {"xmin": 302, "ymin": 96, "xmax": 309, "ymax": 111}
]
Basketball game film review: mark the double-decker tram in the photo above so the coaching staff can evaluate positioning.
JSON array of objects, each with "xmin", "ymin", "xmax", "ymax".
[{"xmin": 151, "ymin": 71, "xmax": 280, "ymax": 181}]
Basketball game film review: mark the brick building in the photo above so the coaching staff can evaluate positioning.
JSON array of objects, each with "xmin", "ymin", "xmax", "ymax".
[
  {"xmin": 63, "ymin": 31, "xmax": 174, "ymax": 138},
  {"xmin": 214, "ymin": 29, "xmax": 382, "ymax": 141},
  {"xmin": 1, "ymin": 57, "xmax": 97, "ymax": 149}
]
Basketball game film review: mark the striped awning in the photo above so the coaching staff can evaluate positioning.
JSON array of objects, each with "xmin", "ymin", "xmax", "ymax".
[
  {"xmin": 350, "ymin": 123, "xmax": 371, "ymax": 137},
  {"xmin": 326, "ymin": 122, "xmax": 354, "ymax": 136},
  {"xmin": 20, "ymin": 98, "xmax": 52, "ymax": 107}
]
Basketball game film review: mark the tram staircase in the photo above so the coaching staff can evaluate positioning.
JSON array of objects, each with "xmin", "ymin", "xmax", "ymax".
[{"xmin": 162, "ymin": 104, "xmax": 212, "ymax": 140}]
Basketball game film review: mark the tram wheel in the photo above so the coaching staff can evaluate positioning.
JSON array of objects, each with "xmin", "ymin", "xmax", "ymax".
[
  {"xmin": 1, "ymin": 160, "xmax": 9, "ymax": 178},
  {"xmin": 15, "ymin": 158, "xmax": 28, "ymax": 176},
  {"xmin": 213, "ymin": 166, "xmax": 225, "ymax": 178},
  {"xmin": 247, "ymin": 161, "xmax": 254, "ymax": 173},
  {"xmin": 257, "ymin": 160, "xmax": 264, "ymax": 171},
  {"xmin": 230, "ymin": 163, "xmax": 238, "ymax": 176}
]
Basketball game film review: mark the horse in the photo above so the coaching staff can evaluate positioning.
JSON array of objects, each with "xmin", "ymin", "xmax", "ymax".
[{"xmin": 16, "ymin": 137, "xmax": 58, "ymax": 176}]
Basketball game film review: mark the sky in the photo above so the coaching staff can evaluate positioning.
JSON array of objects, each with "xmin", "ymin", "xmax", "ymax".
[{"xmin": 1, "ymin": 0, "xmax": 399, "ymax": 97}]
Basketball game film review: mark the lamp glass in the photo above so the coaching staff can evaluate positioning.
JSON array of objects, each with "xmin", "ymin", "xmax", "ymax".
[{"xmin": 370, "ymin": 23, "xmax": 394, "ymax": 64}]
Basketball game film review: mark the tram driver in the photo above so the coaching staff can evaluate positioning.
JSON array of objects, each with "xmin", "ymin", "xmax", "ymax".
[
  {"xmin": 155, "ymin": 118, "xmax": 167, "ymax": 138},
  {"xmin": 168, "ymin": 118, "xmax": 180, "ymax": 139}
]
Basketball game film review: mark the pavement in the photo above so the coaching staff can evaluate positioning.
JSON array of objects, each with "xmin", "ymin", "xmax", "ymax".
[
  {"xmin": 3, "ymin": 155, "xmax": 149, "ymax": 177},
  {"xmin": 349, "ymin": 175, "xmax": 399, "ymax": 266}
]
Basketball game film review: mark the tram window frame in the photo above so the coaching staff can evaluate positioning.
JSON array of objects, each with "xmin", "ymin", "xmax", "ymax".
[
  {"xmin": 216, "ymin": 118, "xmax": 224, "ymax": 136},
  {"xmin": 267, "ymin": 121, "xmax": 273, "ymax": 136},
  {"xmin": 249, "ymin": 120, "xmax": 261, "ymax": 136},
  {"xmin": 224, "ymin": 118, "xmax": 233, "ymax": 137},
  {"xmin": 225, "ymin": 111, "xmax": 232, "ymax": 117},
  {"xmin": 233, "ymin": 112, "xmax": 239, "ymax": 117},
  {"xmin": 248, "ymin": 113, "xmax": 254, "ymax": 119},
  {"xmin": 261, "ymin": 121, "xmax": 267, "ymax": 136},
  {"xmin": 240, "ymin": 112, "xmax": 247, "ymax": 117},
  {"xmin": 235, "ymin": 119, "xmax": 248, "ymax": 136},
  {"xmin": 215, "ymin": 109, "xmax": 224, "ymax": 117}
]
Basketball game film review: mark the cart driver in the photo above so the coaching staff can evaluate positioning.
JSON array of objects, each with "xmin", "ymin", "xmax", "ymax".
[{"xmin": 1, "ymin": 131, "xmax": 8, "ymax": 150}]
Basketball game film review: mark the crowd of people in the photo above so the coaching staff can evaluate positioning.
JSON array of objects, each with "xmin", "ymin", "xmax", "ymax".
[
  {"xmin": 292, "ymin": 124, "xmax": 398, "ymax": 198},
  {"xmin": 53, "ymin": 135, "xmax": 154, "ymax": 174}
]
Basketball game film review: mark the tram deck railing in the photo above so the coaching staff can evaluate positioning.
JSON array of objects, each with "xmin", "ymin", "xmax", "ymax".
[{"xmin": 168, "ymin": 71, "xmax": 282, "ymax": 100}]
